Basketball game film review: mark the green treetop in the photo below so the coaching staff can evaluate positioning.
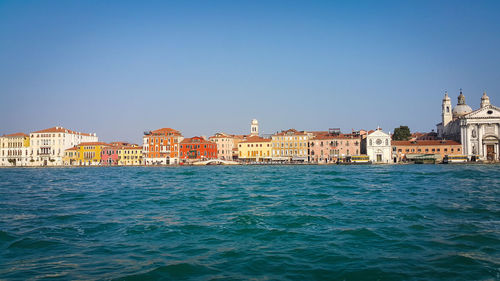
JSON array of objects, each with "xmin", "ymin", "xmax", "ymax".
[{"xmin": 392, "ymin": 126, "xmax": 411, "ymax": 141}]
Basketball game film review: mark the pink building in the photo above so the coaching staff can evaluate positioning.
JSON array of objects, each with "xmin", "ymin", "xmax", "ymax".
[
  {"xmin": 308, "ymin": 133, "xmax": 362, "ymax": 163},
  {"xmin": 101, "ymin": 145, "xmax": 120, "ymax": 165}
]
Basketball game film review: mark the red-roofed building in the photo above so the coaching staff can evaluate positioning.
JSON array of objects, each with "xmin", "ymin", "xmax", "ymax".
[
  {"xmin": 0, "ymin": 133, "xmax": 31, "ymax": 166},
  {"xmin": 101, "ymin": 145, "xmax": 122, "ymax": 166},
  {"xmin": 209, "ymin": 132, "xmax": 246, "ymax": 161},
  {"xmin": 63, "ymin": 142, "xmax": 109, "ymax": 166},
  {"xmin": 271, "ymin": 129, "xmax": 311, "ymax": 162},
  {"xmin": 308, "ymin": 133, "xmax": 362, "ymax": 163},
  {"xmin": 392, "ymin": 140, "xmax": 462, "ymax": 162},
  {"xmin": 30, "ymin": 126, "xmax": 98, "ymax": 166},
  {"xmin": 237, "ymin": 136, "xmax": 272, "ymax": 162},
  {"xmin": 179, "ymin": 137, "xmax": 217, "ymax": 162},
  {"xmin": 143, "ymin": 127, "xmax": 182, "ymax": 165},
  {"xmin": 118, "ymin": 146, "xmax": 143, "ymax": 165}
]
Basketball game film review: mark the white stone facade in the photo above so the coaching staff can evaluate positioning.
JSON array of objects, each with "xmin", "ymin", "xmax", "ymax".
[
  {"xmin": 366, "ymin": 129, "xmax": 392, "ymax": 163},
  {"xmin": 437, "ymin": 91, "xmax": 500, "ymax": 161},
  {"xmin": 28, "ymin": 126, "xmax": 98, "ymax": 166}
]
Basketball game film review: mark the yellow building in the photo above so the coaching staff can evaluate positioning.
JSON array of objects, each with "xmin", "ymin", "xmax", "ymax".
[
  {"xmin": 118, "ymin": 146, "xmax": 143, "ymax": 165},
  {"xmin": 64, "ymin": 142, "xmax": 109, "ymax": 166},
  {"xmin": 238, "ymin": 136, "xmax": 272, "ymax": 162},
  {"xmin": 271, "ymin": 129, "xmax": 311, "ymax": 162},
  {"xmin": 63, "ymin": 147, "xmax": 79, "ymax": 166}
]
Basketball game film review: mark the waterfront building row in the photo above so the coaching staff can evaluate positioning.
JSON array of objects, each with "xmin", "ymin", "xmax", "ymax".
[
  {"xmin": 0, "ymin": 127, "xmax": 98, "ymax": 166},
  {"xmin": 4, "ymin": 90, "xmax": 499, "ymax": 166},
  {"xmin": 62, "ymin": 142, "xmax": 143, "ymax": 166},
  {"xmin": 0, "ymin": 124, "xmax": 450, "ymax": 166}
]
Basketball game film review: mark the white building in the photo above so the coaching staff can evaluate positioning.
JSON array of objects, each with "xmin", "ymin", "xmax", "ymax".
[
  {"xmin": 0, "ymin": 133, "xmax": 31, "ymax": 166},
  {"xmin": 366, "ymin": 128, "xmax": 392, "ymax": 163},
  {"xmin": 29, "ymin": 126, "xmax": 98, "ymax": 166},
  {"xmin": 437, "ymin": 90, "xmax": 500, "ymax": 161}
]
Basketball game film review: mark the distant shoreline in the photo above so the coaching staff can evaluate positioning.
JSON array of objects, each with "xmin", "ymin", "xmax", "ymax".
[{"xmin": 0, "ymin": 162, "xmax": 496, "ymax": 168}]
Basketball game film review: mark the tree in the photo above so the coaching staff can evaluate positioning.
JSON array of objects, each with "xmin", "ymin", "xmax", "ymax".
[{"xmin": 393, "ymin": 126, "xmax": 411, "ymax": 141}]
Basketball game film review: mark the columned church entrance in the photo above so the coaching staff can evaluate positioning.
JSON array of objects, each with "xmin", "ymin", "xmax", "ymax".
[{"xmin": 483, "ymin": 136, "xmax": 499, "ymax": 161}]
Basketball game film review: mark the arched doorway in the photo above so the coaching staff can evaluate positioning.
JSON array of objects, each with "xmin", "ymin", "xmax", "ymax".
[{"xmin": 483, "ymin": 136, "xmax": 498, "ymax": 161}]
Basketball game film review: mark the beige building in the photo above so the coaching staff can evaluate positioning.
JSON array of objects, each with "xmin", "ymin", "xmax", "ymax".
[
  {"xmin": 209, "ymin": 133, "xmax": 237, "ymax": 160},
  {"xmin": 0, "ymin": 133, "xmax": 31, "ymax": 166},
  {"xmin": 271, "ymin": 129, "xmax": 310, "ymax": 162}
]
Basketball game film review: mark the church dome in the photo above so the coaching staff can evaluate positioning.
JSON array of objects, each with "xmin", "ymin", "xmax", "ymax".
[
  {"xmin": 452, "ymin": 90, "xmax": 472, "ymax": 118},
  {"xmin": 452, "ymin": 104, "xmax": 473, "ymax": 117}
]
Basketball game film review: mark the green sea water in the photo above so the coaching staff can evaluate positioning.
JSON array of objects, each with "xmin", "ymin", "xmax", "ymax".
[{"xmin": 0, "ymin": 165, "xmax": 499, "ymax": 280}]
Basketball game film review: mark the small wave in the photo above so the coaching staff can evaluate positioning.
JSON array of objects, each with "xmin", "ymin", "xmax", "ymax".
[
  {"xmin": 8, "ymin": 237, "xmax": 61, "ymax": 249},
  {"xmin": 231, "ymin": 215, "xmax": 260, "ymax": 226},
  {"xmin": 0, "ymin": 230, "xmax": 16, "ymax": 243},
  {"xmin": 339, "ymin": 228, "xmax": 383, "ymax": 240},
  {"xmin": 312, "ymin": 170, "xmax": 341, "ymax": 176},
  {"xmin": 450, "ymin": 233, "xmax": 500, "ymax": 245},
  {"xmin": 126, "ymin": 224, "xmax": 160, "ymax": 235},
  {"xmin": 115, "ymin": 263, "xmax": 217, "ymax": 280},
  {"xmin": 430, "ymin": 253, "xmax": 482, "ymax": 268},
  {"xmin": 409, "ymin": 224, "xmax": 426, "ymax": 231}
]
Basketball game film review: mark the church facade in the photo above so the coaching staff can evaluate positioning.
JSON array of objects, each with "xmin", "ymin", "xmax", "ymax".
[{"xmin": 437, "ymin": 90, "xmax": 500, "ymax": 161}]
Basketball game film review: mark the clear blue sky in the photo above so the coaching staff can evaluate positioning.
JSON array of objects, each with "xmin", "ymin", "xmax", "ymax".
[{"xmin": 1, "ymin": 0, "xmax": 499, "ymax": 143}]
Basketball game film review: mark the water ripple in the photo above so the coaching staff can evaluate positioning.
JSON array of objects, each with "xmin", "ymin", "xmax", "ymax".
[{"xmin": 0, "ymin": 165, "xmax": 499, "ymax": 280}]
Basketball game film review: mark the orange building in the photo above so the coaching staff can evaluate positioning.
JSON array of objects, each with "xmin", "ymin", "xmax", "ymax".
[
  {"xmin": 392, "ymin": 140, "xmax": 462, "ymax": 162},
  {"xmin": 179, "ymin": 137, "xmax": 217, "ymax": 162},
  {"xmin": 143, "ymin": 128, "xmax": 183, "ymax": 165}
]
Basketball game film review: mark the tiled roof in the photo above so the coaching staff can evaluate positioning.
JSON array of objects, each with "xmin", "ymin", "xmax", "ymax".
[
  {"xmin": 240, "ymin": 136, "xmax": 272, "ymax": 143},
  {"xmin": 2, "ymin": 132, "xmax": 28, "ymax": 137},
  {"xmin": 181, "ymin": 137, "xmax": 215, "ymax": 144},
  {"xmin": 392, "ymin": 140, "xmax": 461, "ymax": 146},
  {"xmin": 273, "ymin": 129, "xmax": 308, "ymax": 136},
  {"xmin": 122, "ymin": 146, "xmax": 142, "ymax": 150},
  {"xmin": 151, "ymin": 128, "xmax": 182, "ymax": 136},
  {"xmin": 312, "ymin": 134, "xmax": 360, "ymax": 140},
  {"xmin": 110, "ymin": 141, "xmax": 130, "ymax": 146},
  {"xmin": 310, "ymin": 131, "xmax": 330, "ymax": 136},
  {"xmin": 76, "ymin": 142, "xmax": 110, "ymax": 147},
  {"xmin": 209, "ymin": 132, "xmax": 234, "ymax": 138},
  {"xmin": 65, "ymin": 147, "xmax": 78, "ymax": 151},
  {"xmin": 32, "ymin": 126, "xmax": 94, "ymax": 136}
]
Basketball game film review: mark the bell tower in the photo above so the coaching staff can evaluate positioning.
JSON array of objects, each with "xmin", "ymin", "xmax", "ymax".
[
  {"xmin": 480, "ymin": 91, "xmax": 490, "ymax": 108},
  {"xmin": 442, "ymin": 91, "xmax": 452, "ymax": 126},
  {"xmin": 250, "ymin": 119, "xmax": 259, "ymax": 136}
]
